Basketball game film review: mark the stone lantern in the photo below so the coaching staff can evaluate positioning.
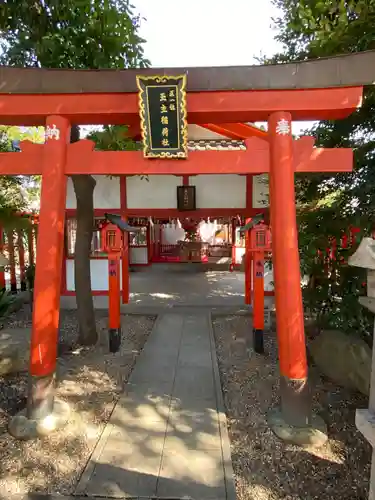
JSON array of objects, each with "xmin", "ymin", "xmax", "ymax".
[{"xmin": 348, "ymin": 237, "xmax": 375, "ymax": 500}]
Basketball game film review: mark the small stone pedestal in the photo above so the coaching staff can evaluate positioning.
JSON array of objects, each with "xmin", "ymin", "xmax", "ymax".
[
  {"xmin": 268, "ymin": 410, "xmax": 328, "ymax": 447},
  {"xmin": 8, "ymin": 372, "xmax": 70, "ymax": 440},
  {"xmin": 9, "ymin": 398, "xmax": 70, "ymax": 440}
]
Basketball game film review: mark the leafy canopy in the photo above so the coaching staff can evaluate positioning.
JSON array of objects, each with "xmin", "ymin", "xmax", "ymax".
[
  {"xmin": 0, "ymin": 126, "xmax": 42, "ymax": 224},
  {"xmin": 0, "ymin": 0, "xmax": 149, "ymax": 69},
  {"xmin": 268, "ymin": 0, "xmax": 375, "ymax": 339}
]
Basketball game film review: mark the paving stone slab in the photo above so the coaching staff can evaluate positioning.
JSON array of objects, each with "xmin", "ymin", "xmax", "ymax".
[
  {"xmin": 173, "ymin": 366, "xmax": 216, "ymax": 400},
  {"xmin": 111, "ymin": 393, "xmax": 172, "ymax": 422},
  {"xmin": 129, "ymin": 361, "xmax": 177, "ymax": 384},
  {"xmin": 157, "ymin": 446, "xmax": 226, "ymax": 500},
  {"xmin": 125, "ymin": 380, "xmax": 175, "ymax": 398},
  {"xmin": 177, "ymin": 348, "xmax": 212, "ymax": 368},
  {"xmin": 166, "ymin": 407, "xmax": 221, "ymax": 450},
  {"xmin": 164, "ymin": 427, "xmax": 222, "ymax": 450},
  {"xmin": 85, "ymin": 462, "xmax": 159, "ymax": 498}
]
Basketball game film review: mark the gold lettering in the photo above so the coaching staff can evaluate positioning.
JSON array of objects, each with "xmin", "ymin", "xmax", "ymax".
[
  {"xmin": 162, "ymin": 138, "xmax": 170, "ymax": 147},
  {"xmin": 160, "ymin": 104, "xmax": 168, "ymax": 113},
  {"xmin": 169, "ymin": 89, "xmax": 175, "ymax": 98},
  {"xmin": 169, "ymin": 103, "xmax": 176, "ymax": 111},
  {"xmin": 160, "ymin": 92, "xmax": 167, "ymax": 102},
  {"xmin": 162, "ymin": 127, "xmax": 169, "ymax": 137},
  {"xmin": 161, "ymin": 116, "xmax": 169, "ymax": 125}
]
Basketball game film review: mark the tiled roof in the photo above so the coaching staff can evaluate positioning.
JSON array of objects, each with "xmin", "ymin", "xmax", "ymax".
[{"xmin": 187, "ymin": 140, "xmax": 246, "ymax": 151}]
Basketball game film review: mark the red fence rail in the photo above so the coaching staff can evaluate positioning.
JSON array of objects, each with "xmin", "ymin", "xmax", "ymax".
[
  {"xmin": 0, "ymin": 215, "xmax": 38, "ymax": 292},
  {"xmin": 152, "ymin": 242, "xmax": 233, "ymax": 263}
]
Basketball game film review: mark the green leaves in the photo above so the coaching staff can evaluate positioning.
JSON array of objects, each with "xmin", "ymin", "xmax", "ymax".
[
  {"xmin": 0, "ymin": 0, "xmax": 150, "ymax": 70},
  {"xmin": 269, "ymin": 0, "xmax": 375, "ymax": 339},
  {"xmin": 88, "ymin": 125, "xmax": 141, "ymax": 152},
  {"xmin": 0, "ymin": 126, "xmax": 42, "ymax": 214}
]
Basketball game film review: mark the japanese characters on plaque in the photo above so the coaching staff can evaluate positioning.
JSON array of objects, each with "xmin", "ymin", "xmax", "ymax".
[
  {"xmin": 177, "ymin": 186, "xmax": 196, "ymax": 211},
  {"xmin": 136, "ymin": 74, "xmax": 188, "ymax": 158}
]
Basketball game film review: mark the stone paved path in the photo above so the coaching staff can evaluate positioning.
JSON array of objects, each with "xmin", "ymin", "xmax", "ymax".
[{"xmin": 75, "ymin": 311, "xmax": 236, "ymax": 499}]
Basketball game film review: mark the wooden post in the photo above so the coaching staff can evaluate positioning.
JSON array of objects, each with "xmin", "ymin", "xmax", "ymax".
[
  {"xmin": 28, "ymin": 226, "xmax": 35, "ymax": 267},
  {"xmin": 147, "ymin": 220, "xmax": 152, "ymax": 264},
  {"xmin": 27, "ymin": 115, "xmax": 70, "ymax": 421},
  {"xmin": 121, "ymin": 218, "xmax": 129, "ymax": 304},
  {"xmin": 17, "ymin": 230, "xmax": 26, "ymax": 291},
  {"xmin": 0, "ymin": 225, "xmax": 5, "ymax": 290},
  {"xmin": 230, "ymin": 218, "xmax": 236, "ymax": 271},
  {"xmin": 108, "ymin": 251, "xmax": 121, "ymax": 352},
  {"xmin": 159, "ymin": 224, "xmax": 162, "ymax": 258},
  {"xmin": 7, "ymin": 230, "xmax": 17, "ymax": 293},
  {"xmin": 268, "ymin": 111, "xmax": 310, "ymax": 427},
  {"xmin": 245, "ymin": 219, "xmax": 252, "ymax": 305},
  {"xmin": 252, "ymin": 250, "xmax": 265, "ymax": 354}
]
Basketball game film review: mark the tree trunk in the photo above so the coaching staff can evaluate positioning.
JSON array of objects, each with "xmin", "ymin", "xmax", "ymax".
[{"xmin": 70, "ymin": 126, "xmax": 98, "ymax": 345}]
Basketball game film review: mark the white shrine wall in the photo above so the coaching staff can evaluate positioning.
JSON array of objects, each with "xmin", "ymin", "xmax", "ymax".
[
  {"xmin": 66, "ymin": 259, "xmax": 114, "ymax": 292},
  {"xmin": 66, "ymin": 173, "xmax": 249, "ymax": 210},
  {"xmin": 66, "ymin": 175, "xmax": 121, "ymax": 209},
  {"xmin": 126, "ymin": 174, "xmax": 246, "ymax": 209},
  {"xmin": 193, "ymin": 175, "xmax": 246, "ymax": 209},
  {"xmin": 127, "ymin": 175, "xmax": 180, "ymax": 209}
]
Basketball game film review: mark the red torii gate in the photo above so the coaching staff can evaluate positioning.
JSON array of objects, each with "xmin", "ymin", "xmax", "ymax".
[{"xmin": 0, "ymin": 64, "xmax": 362, "ymax": 443}]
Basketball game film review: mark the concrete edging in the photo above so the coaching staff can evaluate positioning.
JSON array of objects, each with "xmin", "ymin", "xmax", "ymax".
[
  {"xmin": 6, "ymin": 496, "xmax": 87, "ymax": 500},
  {"xmin": 208, "ymin": 311, "xmax": 237, "ymax": 500},
  {"xmin": 74, "ymin": 422, "xmax": 114, "ymax": 495}
]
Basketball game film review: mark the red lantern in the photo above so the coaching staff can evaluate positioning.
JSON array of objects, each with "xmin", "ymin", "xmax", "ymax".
[
  {"xmin": 249, "ymin": 222, "xmax": 271, "ymax": 252},
  {"xmin": 101, "ymin": 222, "xmax": 122, "ymax": 253}
]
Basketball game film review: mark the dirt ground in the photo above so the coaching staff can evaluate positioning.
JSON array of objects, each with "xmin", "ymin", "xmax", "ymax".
[
  {"xmin": 213, "ymin": 315, "xmax": 371, "ymax": 500},
  {"xmin": 0, "ymin": 307, "xmax": 155, "ymax": 497}
]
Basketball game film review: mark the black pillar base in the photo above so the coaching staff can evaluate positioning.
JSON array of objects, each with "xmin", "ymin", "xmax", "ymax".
[
  {"xmin": 20, "ymin": 281, "xmax": 27, "ymax": 292},
  {"xmin": 9, "ymin": 372, "xmax": 70, "ymax": 440},
  {"xmin": 253, "ymin": 328, "xmax": 265, "ymax": 354},
  {"xmin": 267, "ymin": 375, "xmax": 328, "ymax": 447},
  {"xmin": 27, "ymin": 373, "xmax": 55, "ymax": 420},
  {"xmin": 11, "ymin": 283, "xmax": 17, "ymax": 293},
  {"xmin": 109, "ymin": 328, "xmax": 122, "ymax": 353},
  {"xmin": 280, "ymin": 375, "xmax": 311, "ymax": 427}
]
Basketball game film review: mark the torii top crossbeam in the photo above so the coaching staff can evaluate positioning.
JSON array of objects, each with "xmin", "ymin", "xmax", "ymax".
[
  {"xmin": 0, "ymin": 50, "xmax": 374, "ymax": 125},
  {"xmin": 1, "ymin": 49, "xmax": 375, "ymax": 92}
]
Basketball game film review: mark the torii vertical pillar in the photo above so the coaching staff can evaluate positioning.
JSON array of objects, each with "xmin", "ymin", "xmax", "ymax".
[
  {"xmin": 9, "ymin": 116, "xmax": 70, "ymax": 440},
  {"xmin": 267, "ymin": 112, "xmax": 327, "ymax": 446}
]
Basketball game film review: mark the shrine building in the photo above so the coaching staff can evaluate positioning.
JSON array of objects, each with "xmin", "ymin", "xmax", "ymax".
[{"xmin": 63, "ymin": 124, "xmax": 273, "ymax": 299}]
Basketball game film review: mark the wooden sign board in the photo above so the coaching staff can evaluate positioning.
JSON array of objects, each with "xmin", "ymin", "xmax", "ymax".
[
  {"xmin": 136, "ymin": 74, "xmax": 188, "ymax": 158},
  {"xmin": 177, "ymin": 186, "xmax": 196, "ymax": 211}
]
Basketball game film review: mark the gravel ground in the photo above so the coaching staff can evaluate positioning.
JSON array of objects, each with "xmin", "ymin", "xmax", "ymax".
[
  {"xmin": 0, "ymin": 306, "xmax": 155, "ymax": 496},
  {"xmin": 213, "ymin": 315, "xmax": 371, "ymax": 500}
]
